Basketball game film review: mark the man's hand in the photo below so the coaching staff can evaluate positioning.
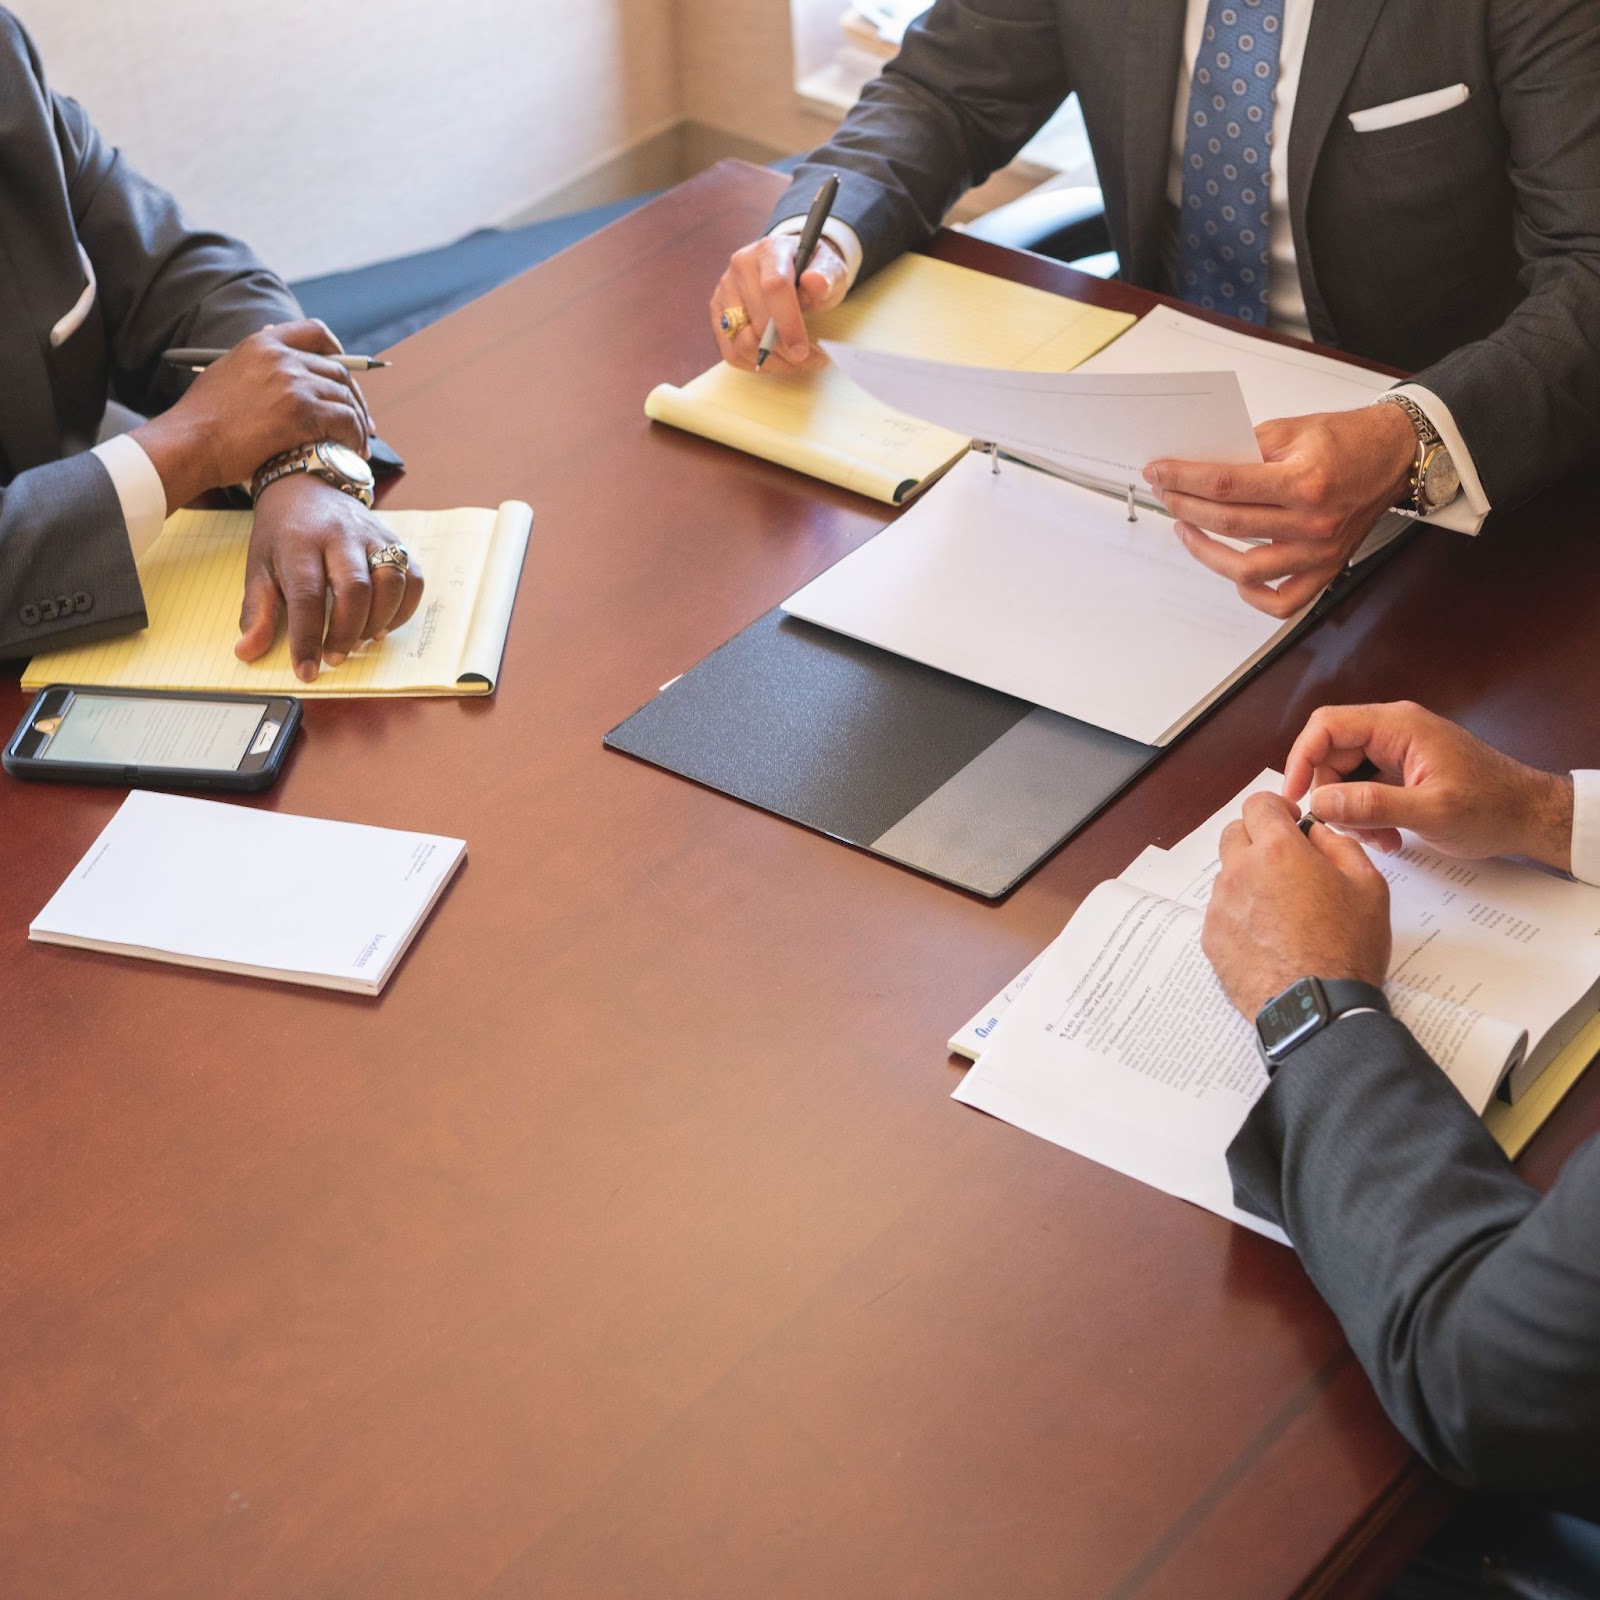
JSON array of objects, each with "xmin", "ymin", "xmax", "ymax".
[
  {"xmin": 235, "ymin": 475, "xmax": 425, "ymax": 683},
  {"xmin": 710, "ymin": 234, "xmax": 849, "ymax": 373},
  {"xmin": 1202, "ymin": 792, "xmax": 1392, "ymax": 1019},
  {"xmin": 1284, "ymin": 701, "xmax": 1575, "ymax": 871},
  {"xmin": 1144, "ymin": 402, "xmax": 1417, "ymax": 618},
  {"xmin": 132, "ymin": 320, "xmax": 373, "ymax": 511}
]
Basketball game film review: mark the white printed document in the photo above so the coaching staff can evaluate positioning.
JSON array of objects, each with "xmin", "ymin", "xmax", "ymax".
[
  {"xmin": 1074, "ymin": 304, "xmax": 1391, "ymax": 422},
  {"xmin": 1076, "ymin": 305, "xmax": 1412, "ymax": 562},
  {"xmin": 783, "ymin": 450, "xmax": 1298, "ymax": 746},
  {"xmin": 822, "ymin": 340, "xmax": 1261, "ymax": 494},
  {"xmin": 952, "ymin": 773, "xmax": 1600, "ymax": 1239},
  {"xmin": 30, "ymin": 791, "xmax": 466, "ymax": 994}
]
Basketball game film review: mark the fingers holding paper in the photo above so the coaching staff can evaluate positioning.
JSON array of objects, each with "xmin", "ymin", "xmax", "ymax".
[
  {"xmin": 235, "ymin": 475, "xmax": 425, "ymax": 682},
  {"xmin": 710, "ymin": 233, "xmax": 848, "ymax": 374},
  {"xmin": 1203, "ymin": 791, "xmax": 1392, "ymax": 1019},
  {"xmin": 1171, "ymin": 520, "xmax": 1342, "ymax": 619},
  {"xmin": 1145, "ymin": 405, "xmax": 1418, "ymax": 618}
]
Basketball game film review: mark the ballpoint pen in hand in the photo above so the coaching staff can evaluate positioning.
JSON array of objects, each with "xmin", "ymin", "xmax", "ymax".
[
  {"xmin": 161, "ymin": 347, "xmax": 391, "ymax": 372},
  {"xmin": 756, "ymin": 172, "xmax": 841, "ymax": 371}
]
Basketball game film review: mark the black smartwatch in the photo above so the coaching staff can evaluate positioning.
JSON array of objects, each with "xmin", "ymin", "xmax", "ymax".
[{"xmin": 1254, "ymin": 976, "xmax": 1390, "ymax": 1074}]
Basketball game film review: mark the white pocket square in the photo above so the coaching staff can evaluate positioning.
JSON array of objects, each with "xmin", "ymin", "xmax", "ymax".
[
  {"xmin": 1348, "ymin": 83, "xmax": 1470, "ymax": 134},
  {"xmin": 49, "ymin": 242, "xmax": 97, "ymax": 348}
]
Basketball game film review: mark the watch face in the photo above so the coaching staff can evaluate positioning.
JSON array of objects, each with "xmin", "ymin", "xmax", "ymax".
[
  {"xmin": 1255, "ymin": 977, "xmax": 1328, "ymax": 1060},
  {"xmin": 1420, "ymin": 445, "xmax": 1460, "ymax": 510},
  {"xmin": 316, "ymin": 441, "xmax": 375, "ymax": 488}
]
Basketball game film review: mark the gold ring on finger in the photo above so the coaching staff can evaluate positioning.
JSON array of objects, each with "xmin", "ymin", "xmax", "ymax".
[
  {"xmin": 367, "ymin": 542, "xmax": 410, "ymax": 574},
  {"xmin": 719, "ymin": 305, "xmax": 750, "ymax": 337}
]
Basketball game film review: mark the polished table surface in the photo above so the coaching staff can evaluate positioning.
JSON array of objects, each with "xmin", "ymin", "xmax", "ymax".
[{"xmin": 5, "ymin": 161, "xmax": 1600, "ymax": 1600}]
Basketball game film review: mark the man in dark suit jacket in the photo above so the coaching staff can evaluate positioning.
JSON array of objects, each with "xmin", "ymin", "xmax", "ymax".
[
  {"xmin": 0, "ymin": 9, "xmax": 423, "ymax": 678},
  {"xmin": 1201, "ymin": 701, "xmax": 1600, "ymax": 1584},
  {"xmin": 710, "ymin": 0, "xmax": 1600, "ymax": 618}
]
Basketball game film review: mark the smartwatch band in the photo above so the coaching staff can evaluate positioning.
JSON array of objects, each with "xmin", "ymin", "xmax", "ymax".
[{"xmin": 1256, "ymin": 976, "xmax": 1390, "ymax": 1075}]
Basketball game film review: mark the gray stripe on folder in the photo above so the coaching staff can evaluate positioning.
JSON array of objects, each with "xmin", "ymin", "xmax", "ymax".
[{"xmin": 869, "ymin": 708, "xmax": 1151, "ymax": 897}]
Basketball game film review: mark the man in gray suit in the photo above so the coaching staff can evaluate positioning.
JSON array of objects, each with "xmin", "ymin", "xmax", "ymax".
[
  {"xmin": 711, "ymin": 0, "xmax": 1600, "ymax": 618},
  {"xmin": 0, "ymin": 9, "xmax": 423, "ymax": 679},
  {"xmin": 1203, "ymin": 701, "xmax": 1600, "ymax": 1587}
]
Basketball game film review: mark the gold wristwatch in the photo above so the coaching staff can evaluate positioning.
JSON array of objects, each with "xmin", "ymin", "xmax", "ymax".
[
  {"xmin": 1377, "ymin": 392, "xmax": 1460, "ymax": 517},
  {"xmin": 251, "ymin": 441, "xmax": 375, "ymax": 508}
]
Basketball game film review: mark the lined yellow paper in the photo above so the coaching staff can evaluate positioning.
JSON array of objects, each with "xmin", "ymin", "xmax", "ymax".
[
  {"xmin": 1484, "ymin": 1013, "xmax": 1600, "ymax": 1159},
  {"xmin": 646, "ymin": 253, "xmax": 1136, "ymax": 503},
  {"xmin": 23, "ymin": 500, "xmax": 533, "ymax": 697}
]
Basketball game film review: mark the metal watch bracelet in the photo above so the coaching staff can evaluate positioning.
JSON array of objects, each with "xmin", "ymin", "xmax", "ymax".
[{"xmin": 251, "ymin": 442, "xmax": 375, "ymax": 508}]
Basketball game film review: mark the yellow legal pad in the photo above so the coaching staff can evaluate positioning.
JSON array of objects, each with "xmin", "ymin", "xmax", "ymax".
[
  {"xmin": 1484, "ymin": 1011, "xmax": 1600, "ymax": 1160},
  {"xmin": 645, "ymin": 253, "xmax": 1137, "ymax": 504},
  {"xmin": 23, "ymin": 501, "xmax": 532, "ymax": 697}
]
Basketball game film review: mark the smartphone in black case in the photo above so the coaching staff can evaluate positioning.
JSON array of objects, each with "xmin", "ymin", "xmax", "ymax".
[{"xmin": 4, "ymin": 685, "xmax": 301, "ymax": 792}]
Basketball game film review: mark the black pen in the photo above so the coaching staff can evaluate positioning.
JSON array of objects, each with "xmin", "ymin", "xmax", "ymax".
[
  {"xmin": 757, "ymin": 172, "xmax": 840, "ymax": 371},
  {"xmin": 162, "ymin": 347, "xmax": 391, "ymax": 372}
]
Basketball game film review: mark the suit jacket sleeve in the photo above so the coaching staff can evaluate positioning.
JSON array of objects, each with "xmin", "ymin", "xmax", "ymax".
[
  {"xmin": 1228, "ymin": 1012, "xmax": 1600, "ymax": 1517},
  {"xmin": 0, "ymin": 453, "xmax": 146, "ymax": 658},
  {"xmin": 0, "ymin": 11, "xmax": 299, "ymax": 656},
  {"xmin": 769, "ymin": 0, "xmax": 1071, "ymax": 279},
  {"xmin": 53, "ymin": 82, "xmax": 301, "ymax": 421},
  {"xmin": 1397, "ymin": 0, "xmax": 1600, "ymax": 509}
]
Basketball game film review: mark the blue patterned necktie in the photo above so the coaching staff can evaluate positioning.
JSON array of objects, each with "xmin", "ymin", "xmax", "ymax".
[{"xmin": 1176, "ymin": 0, "xmax": 1286, "ymax": 324}]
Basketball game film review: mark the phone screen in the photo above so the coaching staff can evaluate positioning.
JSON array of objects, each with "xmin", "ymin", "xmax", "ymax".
[{"xmin": 37, "ymin": 694, "xmax": 272, "ymax": 772}]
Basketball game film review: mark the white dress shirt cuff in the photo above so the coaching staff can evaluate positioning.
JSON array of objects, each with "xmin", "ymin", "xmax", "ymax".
[
  {"xmin": 1390, "ymin": 384, "xmax": 1490, "ymax": 536},
  {"xmin": 768, "ymin": 216, "xmax": 865, "ymax": 293},
  {"xmin": 1569, "ymin": 770, "xmax": 1600, "ymax": 887},
  {"xmin": 91, "ymin": 433, "xmax": 168, "ymax": 560}
]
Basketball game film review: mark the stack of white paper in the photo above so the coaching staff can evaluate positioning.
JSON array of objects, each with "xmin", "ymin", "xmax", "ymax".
[
  {"xmin": 30, "ymin": 791, "xmax": 466, "ymax": 994},
  {"xmin": 951, "ymin": 774, "xmax": 1600, "ymax": 1240}
]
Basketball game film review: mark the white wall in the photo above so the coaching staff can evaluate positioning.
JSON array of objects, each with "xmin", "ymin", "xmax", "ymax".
[{"xmin": 14, "ymin": 0, "xmax": 682, "ymax": 281}]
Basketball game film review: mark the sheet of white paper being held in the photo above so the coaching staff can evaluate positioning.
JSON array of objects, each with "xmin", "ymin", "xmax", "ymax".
[{"xmin": 820, "ymin": 339, "xmax": 1261, "ymax": 490}]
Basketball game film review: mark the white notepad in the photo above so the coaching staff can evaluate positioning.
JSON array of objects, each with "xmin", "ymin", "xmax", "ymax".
[{"xmin": 30, "ymin": 792, "xmax": 466, "ymax": 994}]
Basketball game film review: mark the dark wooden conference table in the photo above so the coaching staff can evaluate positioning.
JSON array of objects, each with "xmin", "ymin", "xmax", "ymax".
[{"xmin": 6, "ymin": 161, "xmax": 1600, "ymax": 1600}]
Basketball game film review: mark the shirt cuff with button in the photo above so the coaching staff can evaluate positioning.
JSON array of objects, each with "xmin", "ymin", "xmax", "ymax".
[
  {"xmin": 91, "ymin": 433, "xmax": 168, "ymax": 561},
  {"xmin": 767, "ymin": 216, "xmax": 865, "ymax": 294},
  {"xmin": 1569, "ymin": 771, "xmax": 1600, "ymax": 887},
  {"xmin": 1389, "ymin": 384, "xmax": 1490, "ymax": 536}
]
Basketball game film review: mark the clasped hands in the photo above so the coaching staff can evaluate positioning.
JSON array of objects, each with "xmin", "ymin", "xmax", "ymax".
[
  {"xmin": 1202, "ymin": 702, "xmax": 1577, "ymax": 1023},
  {"xmin": 131, "ymin": 319, "xmax": 425, "ymax": 682}
]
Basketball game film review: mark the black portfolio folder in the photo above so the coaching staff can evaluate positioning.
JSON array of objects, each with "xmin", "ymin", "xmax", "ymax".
[{"xmin": 604, "ymin": 608, "xmax": 1157, "ymax": 899}]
